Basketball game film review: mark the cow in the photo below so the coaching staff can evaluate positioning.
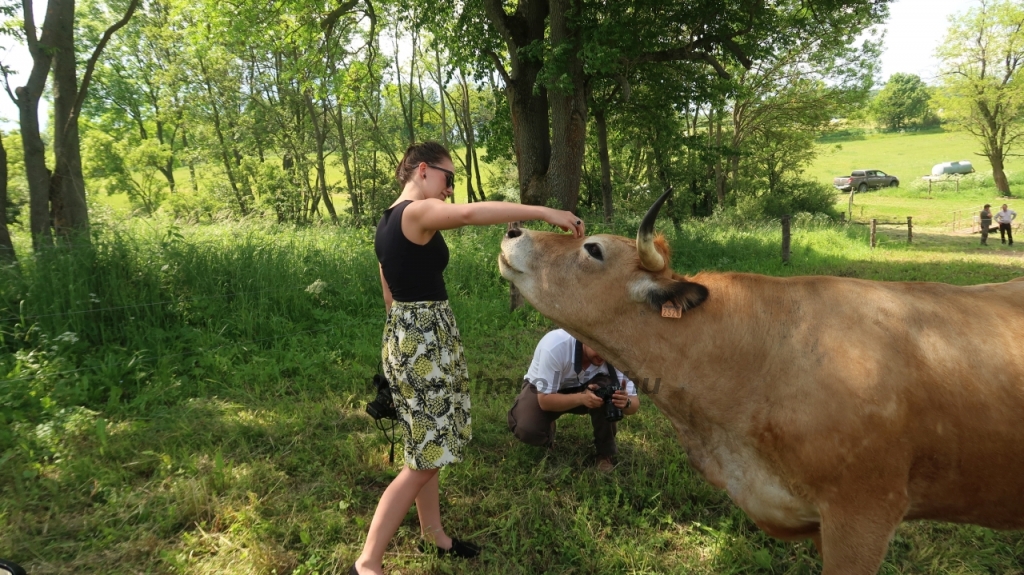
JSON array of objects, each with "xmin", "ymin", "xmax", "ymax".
[{"xmin": 497, "ymin": 188, "xmax": 1024, "ymax": 574}]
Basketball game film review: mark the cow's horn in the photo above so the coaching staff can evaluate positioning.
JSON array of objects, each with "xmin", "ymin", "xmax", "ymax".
[{"xmin": 637, "ymin": 187, "xmax": 672, "ymax": 271}]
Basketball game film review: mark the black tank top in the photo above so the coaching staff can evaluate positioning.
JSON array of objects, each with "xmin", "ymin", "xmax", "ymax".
[{"xmin": 375, "ymin": 200, "xmax": 449, "ymax": 302}]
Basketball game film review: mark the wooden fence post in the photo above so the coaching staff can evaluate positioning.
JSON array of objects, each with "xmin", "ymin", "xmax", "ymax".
[
  {"xmin": 839, "ymin": 212, "xmax": 845, "ymax": 223},
  {"xmin": 907, "ymin": 216, "xmax": 913, "ymax": 244},
  {"xmin": 870, "ymin": 218, "xmax": 877, "ymax": 248},
  {"xmin": 781, "ymin": 214, "xmax": 791, "ymax": 264},
  {"xmin": 508, "ymin": 221, "xmax": 524, "ymax": 311}
]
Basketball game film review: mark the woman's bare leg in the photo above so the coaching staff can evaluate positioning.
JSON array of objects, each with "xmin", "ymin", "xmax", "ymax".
[
  {"xmin": 415, "ymin": 470, "xmax": 453, "ymax": 549},
  {"xmin": 355, "ymin": 466, "xmax": 439, "ymax": 575}
]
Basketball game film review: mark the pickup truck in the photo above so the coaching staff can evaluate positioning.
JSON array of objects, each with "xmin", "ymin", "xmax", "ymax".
[{"xmin": 833, "ymin": 169, "xmax": 900, "ymax": 192}]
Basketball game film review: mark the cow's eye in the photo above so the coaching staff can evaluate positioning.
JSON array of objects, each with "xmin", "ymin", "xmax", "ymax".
[{"xmin": 584, "ymin": 243, "xmax": 603, "ymax": 260}]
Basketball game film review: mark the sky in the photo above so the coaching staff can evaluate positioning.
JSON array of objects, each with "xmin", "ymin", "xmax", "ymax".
[
  {"xmin": 876, "ymin": 0, "xmax": 978, "ymax": 83},
  {"xmin": 0, "ymin": 0, "xmax": 984, "ymax": 129}
]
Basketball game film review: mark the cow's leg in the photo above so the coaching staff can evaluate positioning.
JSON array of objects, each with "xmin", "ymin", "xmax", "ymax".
[{"xmin": 818, "ymin": 496, "xmax": 906, "ymax": 575}]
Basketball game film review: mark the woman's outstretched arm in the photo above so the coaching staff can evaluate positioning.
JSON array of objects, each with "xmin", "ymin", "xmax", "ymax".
[{"xmin": 404, "ymin": 199, "xmax": 585, "ymax": 238}]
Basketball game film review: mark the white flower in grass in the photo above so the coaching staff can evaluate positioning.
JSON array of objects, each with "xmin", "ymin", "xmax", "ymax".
[
  {"xmin": 306, "ymin": 279, "xmax": 327, "ymax": 295},
  {"xmin": 56, "ymin": 332, "xmax": 79, "ymax": 344},
  {"xmin": 89, "ymin": 293, "xmax": 101, "ymax": 303}
]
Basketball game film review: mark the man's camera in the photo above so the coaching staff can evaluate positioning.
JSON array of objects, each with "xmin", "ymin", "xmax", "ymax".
[
  {"xmin": 587, "ymin": 374, "xmax": 624, "ymax": 422},
  {"xmin": 366, "ymin": 373, "xmax": 398, "ymax": 421}
]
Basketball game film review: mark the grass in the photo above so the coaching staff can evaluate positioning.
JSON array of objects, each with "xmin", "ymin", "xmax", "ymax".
[
  {"xmin": 809, "ymin": 127, "xmax": 1024, "ymax": 187},
  {"xmin": 807, "ymin": 127, "xmax": 1024, "ymax": 231},
  {"xmin": 2, "ymin": 204, "xmax": 1024, "ymax": 574}
]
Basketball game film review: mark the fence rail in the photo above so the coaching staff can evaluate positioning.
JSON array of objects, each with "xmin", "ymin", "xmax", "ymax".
[{"xmin": 853, "ymin": 217, "xmax": 914, "ymax": 247}]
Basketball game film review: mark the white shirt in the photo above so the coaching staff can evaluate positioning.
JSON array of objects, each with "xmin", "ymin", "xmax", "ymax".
[
  {"xmin": 996, "ymin": 209, "xmax": 1017, "ymax": 224},
  {"xmin": 524, "ymin": 329, "xmax": 637, "ymax": 395}
]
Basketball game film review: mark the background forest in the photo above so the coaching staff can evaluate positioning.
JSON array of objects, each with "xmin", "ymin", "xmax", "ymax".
[{"xmin": 0, "ymin": 0, "xmax": 889, "ymax": 250}]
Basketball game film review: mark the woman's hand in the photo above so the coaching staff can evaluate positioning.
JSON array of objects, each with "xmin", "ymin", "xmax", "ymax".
[{"xmin": 541, "ymin": 208, "xmax": 585, "ymax": 237}]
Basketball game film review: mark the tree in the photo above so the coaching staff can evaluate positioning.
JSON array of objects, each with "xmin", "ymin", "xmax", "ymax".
[
  {"xmin": 86, "ymin": 0, "xmax": 189, "ymax": 195},
  {"xmin": 872, "ymin": 73, "xmax": 931, "ymax": 130},
  {"xmin": 447, "ymin": 0, "xmax": 889, "ymax": 213},
  {"xmin": 3, "ymin": 0, "xmax": 139, "ymax": 248},
  {"xmin": 937, "ymin": 0, "xmax": 1024, "ymax": 196}
]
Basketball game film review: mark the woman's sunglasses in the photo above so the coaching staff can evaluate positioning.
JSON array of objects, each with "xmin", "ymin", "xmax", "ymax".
[{"xmin": 427, "ymin": 164, "xmax": 455, "ymax": 189}]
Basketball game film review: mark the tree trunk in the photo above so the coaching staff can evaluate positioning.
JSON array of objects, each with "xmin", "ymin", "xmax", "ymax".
[
  {"xmin": 435, "ymin": 44, "xmax": 448, "ymax": 147},
  {"xmin": 50, "ymin": 0, "xmax": 86, "ymax": 238},
  {"xmin": 304, "ymin": 92, "xmax": 338, "ymax": 224},
  {"xmin": 544, "ymin": 0, "xmax": 587, "ymax": 213},
  {"xmin": 714, "ymin": 108, "xmax": 726, "ymax": 207},
  {"xmin": 504, "ymin": 72, "xmax": 553, "ymax": 205},
  {"xmin": 183, "ymin": 128, "xmax": 199, "ymax": 194},
  {"xmin": 394, "ymin": 25, "xmax": 415, "ymax": 145},
  {"xmin": 991, "ymin": 152, "xmax": 1007, "ymax": 194},
  {"xmin": 18, "ymin": 0, "xmax": 57, "ymax": 250},
  {"xmin": 18, "ymin": 90, "xmax": 51, "ymax": 249},
  {"xmin": 0, "ymin": 132, "xmax": 15, "ymax": 264},
  {"xmin": 990, "ymin": 147, "xmax": 1011, "ymax": 196},
  {"xmin": 483, "ymin": 0, "xmax": 550, "ymax": 207},
  {"xmin": 472, "ymin": 145, "xmax": 486, "ymax": 200},
  {"xmin": 334, "ymin": 110, "xmax": 358, "ymax": 221},
  {"xmin": 595, "ymin": 108, "xmax": 613, "ymax": 223},
  {"xmin": 460, "ymin": 74, "xmax": 477, "ymax": 203}
]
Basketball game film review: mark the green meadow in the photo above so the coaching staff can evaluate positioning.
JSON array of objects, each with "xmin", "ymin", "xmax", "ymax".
[{"xmin": 3, "ymin": 130, "xmax": 1024, "ymax": 574}]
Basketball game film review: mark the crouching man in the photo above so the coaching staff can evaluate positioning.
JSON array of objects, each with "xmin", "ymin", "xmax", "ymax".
[{"xmin": 507, "ymin": 328, "xmax": 640, "ymax": 472}]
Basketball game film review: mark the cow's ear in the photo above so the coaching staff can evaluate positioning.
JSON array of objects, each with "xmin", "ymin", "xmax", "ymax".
[{"xmin": 630, "ymin": 276, "xmax": 709, "ymax": 313}]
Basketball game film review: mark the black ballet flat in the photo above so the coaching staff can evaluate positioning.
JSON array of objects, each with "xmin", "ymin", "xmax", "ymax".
[
  {"xmin": 418, "ymin": 538, "xmax": 481, "ymax": 558},
  {"xmin": 349, "ymin": 566, "xmax": 359, "ymax": 575}
]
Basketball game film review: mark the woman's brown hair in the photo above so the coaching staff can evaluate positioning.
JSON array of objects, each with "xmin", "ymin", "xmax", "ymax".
[{"xmin": 395, "ymin": 142, "xmax": 452, "ymax": 185}]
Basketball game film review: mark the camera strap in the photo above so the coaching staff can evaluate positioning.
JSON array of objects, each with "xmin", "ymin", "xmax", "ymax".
[{"xmin": 374, "ymin": 418, "xmax": 399, "ymax": 464}]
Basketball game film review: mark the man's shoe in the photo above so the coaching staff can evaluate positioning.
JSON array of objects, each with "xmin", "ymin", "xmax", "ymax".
[
  {"xmin": 419, "ymin": 538, "xmax": 481, "ymax": 559},
  {"xmin": 596, "ymin": 456, "xmax": 615, "ymax": 472}
]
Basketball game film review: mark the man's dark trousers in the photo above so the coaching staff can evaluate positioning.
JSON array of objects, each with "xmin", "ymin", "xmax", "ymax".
[
  {"xmin": 507, "ymin": 379, "xmax": 617, "ymax": 457},
  {"xmin": 1000, "ymin": 223, "xmax": 1014, "ymax": 245}
]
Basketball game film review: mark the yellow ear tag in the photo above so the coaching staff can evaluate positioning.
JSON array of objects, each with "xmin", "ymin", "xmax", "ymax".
[{"xmin": 661, "ymin": 301, "xmax": 682, "ymax": 318}]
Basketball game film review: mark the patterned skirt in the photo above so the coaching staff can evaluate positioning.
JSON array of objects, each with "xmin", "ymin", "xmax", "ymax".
[{"xmin": 382, "ymin": 300, "xmax": 472, "ymax": 469}]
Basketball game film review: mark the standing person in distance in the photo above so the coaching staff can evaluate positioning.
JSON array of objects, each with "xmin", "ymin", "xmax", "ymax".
[
  {"xmin": 352, "ymin": 142, "xmax": 585, "ymax": 575},
  {"xmin": 980, "ymin": 204, "xmax": 993, "ymax": 246},
  {"xmin": 996, "ymin": 203, "xmax": 1017, "ymax": 246}
]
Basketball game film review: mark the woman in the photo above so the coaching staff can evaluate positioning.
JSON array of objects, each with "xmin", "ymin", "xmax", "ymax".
[{"xmin": 352, "ymin": 142, "xmax": 584, "ymax": 575}]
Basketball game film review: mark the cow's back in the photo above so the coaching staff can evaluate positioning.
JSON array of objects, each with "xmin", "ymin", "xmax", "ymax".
[{"xmin": 681, "ymin": 273, "xmax": 1024, "ymax": 530}]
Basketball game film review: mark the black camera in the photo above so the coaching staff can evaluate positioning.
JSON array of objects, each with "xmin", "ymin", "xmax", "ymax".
[
  {"xmin": 587, "ymin": 374, "xmax": 624, "ymax": 423},
  {"xmin": 366, "ymin": 373, "xmax": 398, "ymax": 421}
]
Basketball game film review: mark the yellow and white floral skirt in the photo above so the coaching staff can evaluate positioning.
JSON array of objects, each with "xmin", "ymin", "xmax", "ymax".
[{"xmin": 381, "ymin": 300, "xmax": 471, "ymax": 470}]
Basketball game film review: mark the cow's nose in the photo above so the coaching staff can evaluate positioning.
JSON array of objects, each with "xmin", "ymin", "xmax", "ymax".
[{"xmin": 505, "ymin": 227, "xmax": 523, "ymax": 239}]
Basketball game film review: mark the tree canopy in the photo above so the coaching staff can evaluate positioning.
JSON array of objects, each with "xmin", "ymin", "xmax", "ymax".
[
  {"xmin": 872, "ymin": 73, "xmax": 932, "ymax": 131},
  {"xmin": 0, "ymin": 0, "xmax": 894, "ymax": 250},
  {"xmin": 937, "ymin": 0, "xmax": 1024, "ymax": 196}
]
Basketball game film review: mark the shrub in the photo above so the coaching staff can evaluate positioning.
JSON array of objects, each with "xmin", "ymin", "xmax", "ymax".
[{"xmin": 733, "ymin": 178, "xmax": 840, "ymax": 220}]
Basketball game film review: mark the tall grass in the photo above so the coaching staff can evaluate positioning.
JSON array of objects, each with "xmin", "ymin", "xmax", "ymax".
[{"xmin": 1, "ymin": 215, "xmax": 1023, "ymax": 574}]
